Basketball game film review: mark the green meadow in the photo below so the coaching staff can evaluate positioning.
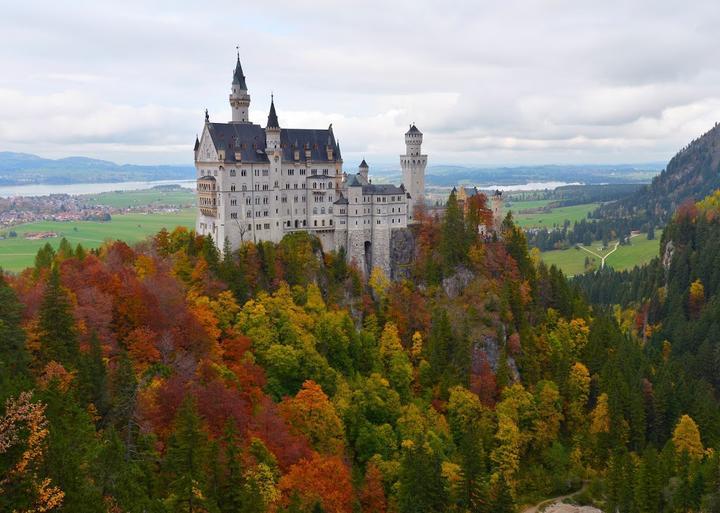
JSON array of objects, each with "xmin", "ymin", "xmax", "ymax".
[
  {"xmin": 0, "ymin": 209, "xmax": 196, "ymax": 272},
  {"xmin": 540, "ymin": 235, "xmax": 660, "ymax": 277},
  {"xmin": 511, "ymin": 201, "xmax": 600, "ymax": 229}
]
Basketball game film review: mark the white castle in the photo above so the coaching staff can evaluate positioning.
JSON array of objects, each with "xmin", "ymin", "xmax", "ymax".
[{"xmin": 194, "ymin": 54, "xmax": 427, "ymax": 275}]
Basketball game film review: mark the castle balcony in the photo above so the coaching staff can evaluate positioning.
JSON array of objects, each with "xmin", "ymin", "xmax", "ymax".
[{"xmin": 197, "ymin": 176, "xmax": 218, "ymax": 217}]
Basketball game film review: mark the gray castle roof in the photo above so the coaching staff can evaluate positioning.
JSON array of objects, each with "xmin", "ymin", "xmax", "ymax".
[
  {"xmin": 233, "ymin": 55, "xmax": 247, "ymax": 90},
  {"xmin": 205, "ymin": 122, "xmax": 341, "ymax": 164},
  {"xmin": 406, "ymin": 124, "xmax": 422, "ymax": 135},
  {"xmin": 333, "ymin": 193, "xmax": 349, "ymax": 205},
  {"xmin": 359, "ymin": 159, "xmax": 368, "ymax": 168},
  {"xmin": 362, "ymin": 183, "xmax": 405, "ymax": 195}
]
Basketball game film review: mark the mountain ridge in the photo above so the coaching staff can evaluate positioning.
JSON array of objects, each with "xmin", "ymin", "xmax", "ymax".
[{"xmin": 0, "ymin": 151, "xmax": 195, "ymax": 185}]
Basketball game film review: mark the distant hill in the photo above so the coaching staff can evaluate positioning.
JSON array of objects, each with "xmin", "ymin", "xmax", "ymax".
[
  {"xmin": 0, "ymin": 152, "xmax": 195, "ymax": 185},
  {"xmin": 598, "ymin": 122, "xmax": 720, "ymax": 223}
]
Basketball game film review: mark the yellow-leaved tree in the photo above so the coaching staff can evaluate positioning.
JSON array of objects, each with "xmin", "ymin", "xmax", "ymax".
[{"xmin": 672, "ymin": 414, "xmax": 704, "ymax": 459}]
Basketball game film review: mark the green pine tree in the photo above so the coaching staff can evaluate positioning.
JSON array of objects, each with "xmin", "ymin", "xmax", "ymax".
[
  {"xmin": 398, "ymin": 435, "xmax": 449, "ymax": 513},
  {"xmin": 0, "ymin": 273, "xmax": 32, "ymax": 401},
  {"xmin": 440, "ymin": 189, "xmax": 467, "ymax": 273},
  {"xmin": 38, "ymin": 266, "xmax": 79, "ymax": 367},
  {"xmin": 163, "ymin": 397, "xmax": 217, "ymax": 513}
]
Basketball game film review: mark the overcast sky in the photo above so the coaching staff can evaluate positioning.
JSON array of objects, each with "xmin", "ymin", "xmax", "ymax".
[{"xmin": 1, "ymin": 0, "xmax": 719, "ymax": 167}]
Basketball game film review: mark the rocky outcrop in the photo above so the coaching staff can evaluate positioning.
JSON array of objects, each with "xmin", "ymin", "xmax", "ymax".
[
  {"xmin": 442, "ymin": 266, "xmax": 474, "ymax": 298},
  {"xmin": 389, "ymin": 227, "xmax": 415, "ymax": 280},
  {"xmin": 662, "ymin": 240, "xmax": 675, "ymax": 271}
]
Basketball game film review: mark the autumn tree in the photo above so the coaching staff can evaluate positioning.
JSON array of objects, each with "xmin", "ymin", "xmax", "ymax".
[
  {"xmin": 0, "ymin": 392, "xmax": 64, "ymax": 513},
  {"xmin": 360, "ymin": 463, "xmax": 386, "ymax": 513},
  {"xmin": 280, "ymin": 381, "xmax": 345, "ymax": 455},
  {"xmin": 672, "ymin": 414, "xmax": 703, "ymax": 459},
  {"xmin": 278, "ymin": 454, "xmax": 353, "ymax": 513}
]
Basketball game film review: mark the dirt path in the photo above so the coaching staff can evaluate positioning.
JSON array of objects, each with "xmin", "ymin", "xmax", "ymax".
[
  {"xmin": 577, "ymin": 232, "xmax": 640, "ymax": 269},
  {"xmin": 519, "ymin": 482, "xmax": 588, "ymax": 513}
]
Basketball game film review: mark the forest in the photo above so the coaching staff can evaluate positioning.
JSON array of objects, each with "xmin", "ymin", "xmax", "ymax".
[{"xmin": 2, "ymin": 189, "xmax": 720, "ymax": 513}]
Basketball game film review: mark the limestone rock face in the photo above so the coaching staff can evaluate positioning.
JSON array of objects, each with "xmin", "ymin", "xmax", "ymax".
[
  {"xmin": 389, "ymin": 228, "xmax": 415, "ymax": 280},
  {"xmin": 662, "ymin": 240, "xmax": 675, "ymax": 271},
  {"xmin": 442, "ymin": 266, "xmax": 474, "ymax": 298}
]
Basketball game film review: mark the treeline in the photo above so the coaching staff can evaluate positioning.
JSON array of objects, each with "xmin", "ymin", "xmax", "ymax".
[{"xmin": 527, "ymin": 216, "xmax": 650, "ymax": 251}]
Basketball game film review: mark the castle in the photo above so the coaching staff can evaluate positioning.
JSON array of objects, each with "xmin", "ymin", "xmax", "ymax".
[{"xmin": 194, "ymin": 54, "xmax": 426, "ymax": 275}]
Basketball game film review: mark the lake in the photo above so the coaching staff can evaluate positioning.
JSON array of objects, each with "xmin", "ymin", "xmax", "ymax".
[{"xmin": 0, "ymin": 179, "xmax": 196, "ymax": 198}]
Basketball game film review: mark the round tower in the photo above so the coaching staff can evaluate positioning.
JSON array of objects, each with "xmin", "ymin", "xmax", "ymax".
[
  {"xmin": 229, "ymin": 52, "xmax": 251, "ymax": 123},
  {"xmin": 400, "ymin": 124, "xmax": 427, "ymax": 221},
  {"xmin": 491, "ymin": 190, "xmax": 503, "ymax": 231}
]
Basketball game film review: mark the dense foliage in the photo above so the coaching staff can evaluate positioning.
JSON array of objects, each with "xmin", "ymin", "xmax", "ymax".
[{"xmin": 2, "ymin": 189, "xmax": 720, "ymax": 513}]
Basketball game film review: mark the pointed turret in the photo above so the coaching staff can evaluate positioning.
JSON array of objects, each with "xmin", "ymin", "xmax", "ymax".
[
  {"xmin": 194, "ymin": 134, "xmax": 200, "ymax": 152},
  {"xmin": 229, "ymin": 51, "xmax": 251, "ymax": 123},
  {"xmin": 232, "ymin": 53, "xmax": 247, "ymax": 90},
  {"xmin": 266, "ymin": 95, "xmax": 280, "ymax": 129}
]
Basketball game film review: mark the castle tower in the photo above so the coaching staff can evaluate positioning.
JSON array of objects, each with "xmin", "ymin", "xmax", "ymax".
[
  {"xmin": 229, "ymin": 53, "xmax": 251, "ymax": 123},
  {"xmin": 265, "ymin": 96, "xmax": 283, "ymax": 241},
  {"xmin": 358, "ymin": 159, "xmax": 369, "ymax": 183},
  {"xmin": 400, "ymin": 124, "xmax": 427, "ymax": 221},
  {"xmin": 491, "ymin": 190, "xmax": 503, "ymax": 231},
  {"xmin": 265, "ymin": 95, "xmax": 281, "ymax": 149}
]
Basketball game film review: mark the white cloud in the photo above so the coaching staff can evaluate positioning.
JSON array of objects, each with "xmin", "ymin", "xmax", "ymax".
[{"xmin": 0, "ymin": 0, "xmax": 719, "ymax": 166}]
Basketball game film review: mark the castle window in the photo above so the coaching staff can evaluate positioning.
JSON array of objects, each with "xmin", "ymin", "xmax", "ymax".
[
  {"xmin": 230, "ymin": 212, "xmax": 238, "ymax": 219},
  {"xmin": 231, "ymin": 185, "xmax": 236, "ymax": 192},
  {"xmin": 300, "ymin": 169, "xmax": 306, "ymax": 175},
  {"xmin": 241, "ymin": 169, "xmax": 247, "ymax": 177},
  {"xmin": 231, "ymin": 199, "xmax": 237, "ymax": 206},
  {"xmin": 313, "ymin": 207, "xmax": 318, "ymax": 215},
  {"xmin": 321, "ymin": 207, "xmax": 325, "ymax": 214},
  {"xmin": 322, "ymin": 220, "xmax": 325, "ymax": 226},
  {"xmin": 314, "ymin": 220, "xmax": 317, "ymax": 226},
  {"xmin": 230, "ymin": 169, "xmax": 236, "ymax": 176}
]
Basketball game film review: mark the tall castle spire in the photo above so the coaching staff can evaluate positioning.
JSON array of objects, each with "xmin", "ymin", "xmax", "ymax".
[
  {"xmin": 232, "ymin": 51, "xmax": 247, "ymax": 90},
  {"xmin": 266, "ymin": 94, "xmax": 279, "ymax": 129},
  {"xmin": 229, "ymin": 49, "xmax": 251, "ymax": 123}
]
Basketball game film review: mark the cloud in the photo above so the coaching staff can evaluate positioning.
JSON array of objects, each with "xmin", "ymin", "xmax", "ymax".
[{"xmin": 1, "ymin": 0, "xmax": 719, "ymax": 166}]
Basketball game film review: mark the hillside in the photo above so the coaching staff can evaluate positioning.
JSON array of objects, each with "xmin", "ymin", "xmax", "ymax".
[
  {"xmin": 598, "ymin": 122, "xmax": 720, "ymax": 223},
  {"xmin": 3, "ymin": 192, "xmax": 720, "ymax": 512},
  {"xmin": 0, "ymin": 152, "xmax": 195, "ymax": 185}
]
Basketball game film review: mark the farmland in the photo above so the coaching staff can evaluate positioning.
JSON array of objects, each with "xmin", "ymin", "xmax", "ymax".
[{"xmin": 0, "ymin": 209, "xmax": 195, "ymax": 272}]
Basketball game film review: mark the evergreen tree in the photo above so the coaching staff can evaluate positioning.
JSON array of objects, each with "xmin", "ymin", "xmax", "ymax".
[
  {"xmin": 490, "ymin": 475, "xmax": 514, "ymax": 513},
  {"xmin": 219, "ymin": 421, "xmax": 245, "ymax": 513},
  {"xmin": 0, "ymin": 273, "xmax": 32, "ymax": 400},
  {"xmin": 77, "ymin": 332, "xmax": 109, "ymax": 418},
  {"xmin": 440, "ymin": 189, "xmax": 467, "ymax": 273},
  {"xmin": 163, "ymin": 397, "xmax": 217, "ymax": 513},
  {"xmin": 38, "ymin": 266, "xmax": 79, "ymax": 368},
  {"xmin": 398, "ymin": 436, "xmax": 449, "ymax": 513}
]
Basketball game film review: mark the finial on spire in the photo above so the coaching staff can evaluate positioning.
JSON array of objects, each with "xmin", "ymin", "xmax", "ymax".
[{"xmin": 205, "ymin": 108, "xmax": 209, "ymax": 123}]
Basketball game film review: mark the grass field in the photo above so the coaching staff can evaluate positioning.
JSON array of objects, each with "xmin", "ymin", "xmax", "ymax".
[
  {"xmin": 0, "ymin": 209, "xmax": 196, "ymax": 272},
  {"xmin": 541, "ymin": 235, "xmax": 660, "ymax": 276},
  {"xmin": 82, "ymin": 188, "xmax": 195, "ymax": 208},
  {"xmin": 512, "ymin": 202, "xmax": 600, "ymax": 229}
]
